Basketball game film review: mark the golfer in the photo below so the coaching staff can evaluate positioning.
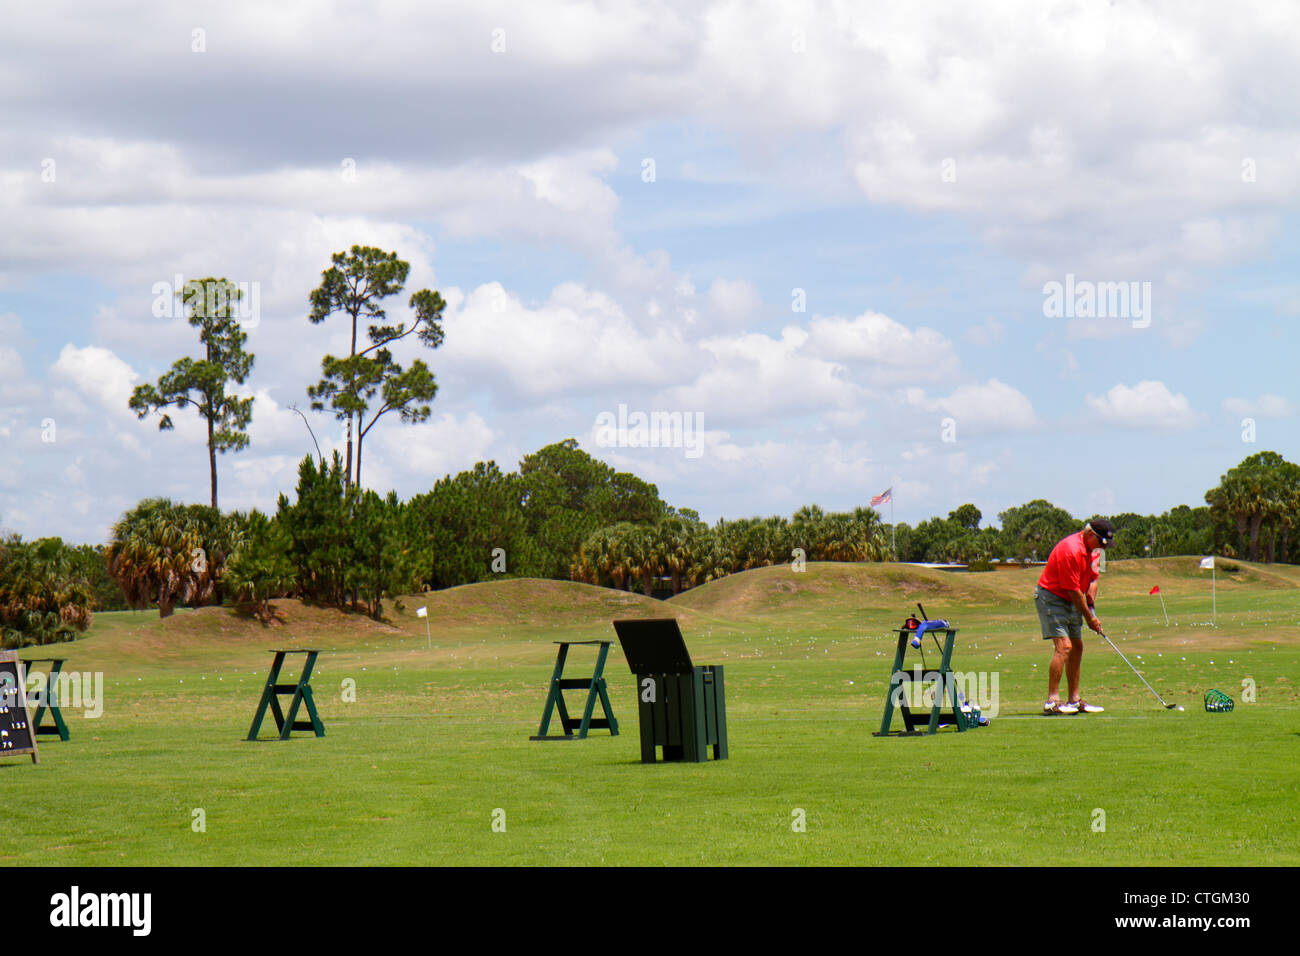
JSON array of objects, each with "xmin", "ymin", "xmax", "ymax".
[{"xmin": 1035, "ymin": 519, "xmax": 1115, "ymax": 715}]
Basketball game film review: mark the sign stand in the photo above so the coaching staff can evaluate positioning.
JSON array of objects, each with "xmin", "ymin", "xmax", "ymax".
[
  {"xmin": 530, "ymin": 640, "xmax": 619, "ymax": 740},
  {"xmin": 247, "ymin": 650, "xmax": 325, "ymax": 741},
  {"xmin": 0, "ymin": 650, "xmax": 38, "ymax": 764},
  {"xmin": 23, "ymin": 657, "xmax": 71, "ymax": 741},
  {"xmin": 874, "ymin": 625, "xmax": 965, "ymax": 736}
]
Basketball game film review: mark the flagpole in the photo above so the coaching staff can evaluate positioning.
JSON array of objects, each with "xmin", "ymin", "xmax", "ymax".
[
  {"xmin": 1212, "ymin": 565, "xmax": 1216, "ymax": 627},
  {"xmin": 890, "ymin": 493, "xmax": 896, "ymax": 559},
  {"xmin": 1160, "ymin": 592, "xmax": 1169, "ymax": 627},
  {"xmin": 418, "ymin": 605, "xmax": 430, "ymax": 649}
]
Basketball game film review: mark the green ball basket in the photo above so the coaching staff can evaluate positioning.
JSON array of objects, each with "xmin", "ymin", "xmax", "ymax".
[{"xmin": 1204, "ymin": 689, "xmax": 1234, "ymax": 713}]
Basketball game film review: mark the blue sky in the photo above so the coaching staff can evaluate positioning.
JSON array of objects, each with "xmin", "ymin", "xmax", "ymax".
[{"xmin": 2, "ymin": 1, "xmax": 1297, "ymax": 544}]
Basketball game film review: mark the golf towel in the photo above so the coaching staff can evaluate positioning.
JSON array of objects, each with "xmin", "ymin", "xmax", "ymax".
[{"xmin": 914, "ymin": 619, "xmax": 949, "ymax": 642}]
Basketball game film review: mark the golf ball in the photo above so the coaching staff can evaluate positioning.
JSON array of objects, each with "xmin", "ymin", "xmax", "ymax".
[{"xmin": 1176, "ymin": 705, "xmax": 1185, "ymax": 711}]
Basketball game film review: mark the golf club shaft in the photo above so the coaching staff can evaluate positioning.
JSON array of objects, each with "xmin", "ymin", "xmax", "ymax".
[{"xmin": 1099, "ymin": 630, "xmax": 1172, "ymax": 707}]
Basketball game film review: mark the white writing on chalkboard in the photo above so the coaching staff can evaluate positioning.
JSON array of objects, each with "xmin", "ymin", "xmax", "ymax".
[{"xmin": 0, "ymin": 654, "xmax": 38, "ymax": 761}]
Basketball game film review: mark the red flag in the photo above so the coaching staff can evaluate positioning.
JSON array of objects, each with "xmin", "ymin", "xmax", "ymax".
[{"xmin": 1150, "ymin": 586, "xmax": 1160, "ymax": 594}]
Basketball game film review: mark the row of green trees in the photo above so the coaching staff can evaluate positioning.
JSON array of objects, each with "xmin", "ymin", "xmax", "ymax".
[
  {"xmin": 100, "ymin": 456, "xmax": 426, "ymax": 622},
  {"xmin": 570, "ymin": 506, "xmax": 891, "ymax": 594},
  {"xmin": 38, "ymin": 447, "xmax": 1298, "ymax": 628},
  {"xmin": 1204, "ymin": 451, "xmax": 1300, "ymax": 562},
  {"xmin": 0, "ymin": 537, "xmax": 104, "ymax": 647},
  {"xmin": 892, "ymin": 501, "xmax": 1214, "ymax": 564},
  {"xmin": 407, "ymin": 440, "xmax": 665, "ymax": 588}
]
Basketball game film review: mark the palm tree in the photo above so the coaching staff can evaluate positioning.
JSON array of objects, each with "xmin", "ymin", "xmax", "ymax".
[
  {"xmin": 107, "ymin": 499, "xmax": 203, "ymax": 618},
  {"xmin": 0, "ymin": 537, "xmax": 94, "ymax": 647},
  {"xmin": 791, "ymin": 505, "xmax": 825, "ymax": 560},
  {"xmin": 624, "ymin": 524, "xmax": 661, "ymax": 596},
  {"xmin": 686, "ymin": 529, "xmax": 727, "ymax": 588}
]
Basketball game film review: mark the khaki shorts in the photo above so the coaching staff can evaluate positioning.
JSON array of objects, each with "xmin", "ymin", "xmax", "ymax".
[{"xmin": 1035, "ymin": 585, "xmax": 1081, "ymax": 641}]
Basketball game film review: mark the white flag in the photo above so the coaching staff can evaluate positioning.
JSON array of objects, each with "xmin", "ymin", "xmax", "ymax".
[
  {"xmin": 416, "ymin": 606, "xmax": 428, "ymax": 618},
  {"xmin": 1200, "ymin": 557, "xmax": 1215, "ymax": 570}
]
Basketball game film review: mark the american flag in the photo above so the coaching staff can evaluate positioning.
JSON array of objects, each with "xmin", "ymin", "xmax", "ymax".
[{"xmin": 870, "ymin": 488, "xmax": 892, "ymax": 507}]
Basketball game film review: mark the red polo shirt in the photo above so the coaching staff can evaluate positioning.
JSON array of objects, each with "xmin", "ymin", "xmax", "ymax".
[{"xmin": 1038, "ymin": 531, "xmax": 1099, "ymax": 600}]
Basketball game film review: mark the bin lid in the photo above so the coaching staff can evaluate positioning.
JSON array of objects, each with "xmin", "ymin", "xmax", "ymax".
[{"xmin": 612, "ymin": 618, "xmax": 694, "ymax": 674}]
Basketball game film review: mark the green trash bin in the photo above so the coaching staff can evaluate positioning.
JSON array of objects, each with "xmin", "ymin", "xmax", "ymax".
[{"xmin": 613, "ymin": 619, "xmax": 729, "ymax": 763}]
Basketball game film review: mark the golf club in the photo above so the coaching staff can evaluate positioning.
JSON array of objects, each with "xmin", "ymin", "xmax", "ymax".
[{"xmin": 1098, "ymin": 630, "xmax": 1181, "ymax": 710}]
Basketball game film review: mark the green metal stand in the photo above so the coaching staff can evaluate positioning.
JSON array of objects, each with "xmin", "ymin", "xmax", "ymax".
[
  {"xmin": 874, "ymin": 627, "xmax": 964, "ymax": 736},
  {"xmin": 530, "ymin": 640, "xmax": 619, "ymax": 740},
  {"xmin": 22, "ymin": 657, "xmax": 70, "ymax": 741},
  {"xmin": 247, "ymin": 650, "xmax": 325, "ymax": 741}
]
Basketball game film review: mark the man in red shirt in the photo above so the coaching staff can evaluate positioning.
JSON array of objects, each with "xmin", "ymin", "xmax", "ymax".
[{"xmin": 1035, "ymin": 519, "xmax": 1115, "ymax": 714}]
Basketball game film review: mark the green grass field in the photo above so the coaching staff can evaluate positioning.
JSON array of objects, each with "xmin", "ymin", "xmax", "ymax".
[{"xmin": 3, "ymin": 558, "xmax": 1297, "ymax": 866}]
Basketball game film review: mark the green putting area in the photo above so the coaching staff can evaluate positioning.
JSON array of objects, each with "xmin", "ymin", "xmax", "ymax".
[{"xmin": 2, "ymin": 558, "xmax": 1296, "ymax": 866}]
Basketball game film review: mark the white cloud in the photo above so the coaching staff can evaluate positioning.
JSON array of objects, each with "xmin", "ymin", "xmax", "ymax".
[
  {"xmin": 905, "ymin": 379, "xmax": 1037, "ymax": 432},
  {"xmin": 50, "ymin": 344, "xmax": 138, "ymax": 414},
  {"xmin": 703, "ymin": 277, "xmax": 763, "ymax": 329},
  {"xmin": 1085, "ymin": 381, "xmax": 1199, "ymax": 429},
  {"xmin": 370, "ymin": 411, "xmax": 497, "ymax": 489},
  {"xmin": 666, "ymin": 325, "xmax": 863, "ymax": 422},
  {"xmin": 804, "ymin": 311, "xmax": 960, "ymax": 384},
  {"xmin": 442, "ymin": 281, "xmax": 690, "ymax": 401},
  {"xmin": 1222, "ymin": 394, "xmax": 1295, "ymax": 419},
  {"xmin": 964, "ymin": 317, "xmax": 1005, "ymax": 346}
]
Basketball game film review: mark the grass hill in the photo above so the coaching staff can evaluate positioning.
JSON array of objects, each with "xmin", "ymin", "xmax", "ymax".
[{"xmin": 79, "ymin": 557, "xmax": 1300, "ymax": 667}]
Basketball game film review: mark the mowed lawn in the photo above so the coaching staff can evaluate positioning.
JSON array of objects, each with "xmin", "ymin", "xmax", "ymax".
[{"xmin": 2, "ymin": 559, "xmax": 1297, "ymax": 866}]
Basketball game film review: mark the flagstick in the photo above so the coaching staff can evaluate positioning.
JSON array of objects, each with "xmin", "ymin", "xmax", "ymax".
[
  {"xmin": 1212, "ymin": 565, "xmax": 1216, "ymax": 627},
  {"xmin": 1160, "ymin": 592, "xmax": 1169, "ymax": 626},
  {"xmin": 417, "ymin": 605, "xmax": 431, "ymax": 649}
]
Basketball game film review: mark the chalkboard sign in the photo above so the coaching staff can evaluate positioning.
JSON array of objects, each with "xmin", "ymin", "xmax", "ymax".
[{"xmin": 0, "ymin": 651, "xmax": 39, "ymax": 764}]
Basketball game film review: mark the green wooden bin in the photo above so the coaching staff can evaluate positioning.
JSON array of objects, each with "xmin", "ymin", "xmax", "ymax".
[
  {"xmin": 636, "ymin": 665, "xmax": 728, "ymax": 763},
  {"xmin": 613, "ymin": 618, "xmax": 729, "ymax": 764}
]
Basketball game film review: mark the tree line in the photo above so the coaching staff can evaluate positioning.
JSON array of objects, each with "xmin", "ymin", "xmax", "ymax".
[{"xmin": 6, "ymin": 407, "xmax": 1296, "ymax": 640}]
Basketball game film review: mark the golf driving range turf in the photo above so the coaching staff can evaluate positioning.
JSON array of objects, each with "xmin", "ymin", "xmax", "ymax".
[{"xmin": 3, "ymin": 557, "xmax": 1297, "ymax": 866}]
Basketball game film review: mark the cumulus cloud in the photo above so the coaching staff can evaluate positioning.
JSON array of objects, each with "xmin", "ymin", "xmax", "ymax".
[
  {"xmin": 904, "ymin": 379, "xmax": 1037, "ymax": 432},
  {"xmin": 804, "ymin": 311, "xmax": 959, "ymax": 384},
  {"xmin": 964, "ymin": 317, "xmax": 1005, "ymax": 346},
  {"xmin": 1085, "ymin": 381, "xmax": 1199, "ymax": 429},
  {"xmin": 665, "ymin": 326, "xmax": 863, "ymax": 423},
  {"xmin": 703, "ymin": 277, "xmax": 763, "ymax": 329},
  {"xmin": 2, "ymin": 1, "xmax": 1294, "ymax": 542},
  {"xmin": 1222, "ymin": 394, "xmax": 1295, "ymax": 419},
  {"xmin": 441, "ymin": 281, "xmax": 690, "ymax": 401},
  {"xmin": 50, "ymin": 344, "xmax": 139, "ymax": 414}
]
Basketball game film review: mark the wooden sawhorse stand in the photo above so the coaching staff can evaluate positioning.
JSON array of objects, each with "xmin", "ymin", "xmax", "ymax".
[
  {"xmin": 530, "ymin": 640, "xmax": 619, "ymax": 740},
  {"xmin": 22, "ymin": 657, "xmax": 70, "ymax": 741},
  {"xmin": 873, "ymin": 626, "xmax": 965, "ymax": 736},
  {"xmin": 247, "ymin": 649, "xmax": 325, "ymax": 741}
]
